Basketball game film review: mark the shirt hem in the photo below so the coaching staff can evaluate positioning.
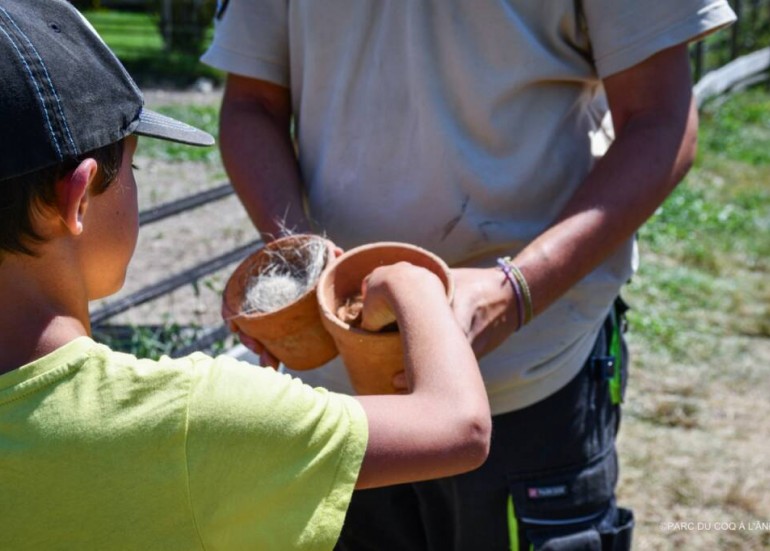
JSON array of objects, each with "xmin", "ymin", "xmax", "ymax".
[{"xmin": 201, "ymin": 46, "xmax": 288, "ymax": 87}]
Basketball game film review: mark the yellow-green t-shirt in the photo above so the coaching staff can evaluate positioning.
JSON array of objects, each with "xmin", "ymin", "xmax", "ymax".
[{"xmin": 0, "ymin": 337, "xmax": 368, "ymax": 550}]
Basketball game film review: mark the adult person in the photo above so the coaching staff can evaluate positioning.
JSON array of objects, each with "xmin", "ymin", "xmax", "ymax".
[{"xmin": 203, "ymin": 2, "xmax": 736, "ymax": 549}]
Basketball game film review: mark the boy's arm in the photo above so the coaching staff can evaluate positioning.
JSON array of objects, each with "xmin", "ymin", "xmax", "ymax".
[
  {"xmin": 219, "ymin": 74, "xmax": 311, "ymax": 239},
  {"xmin": 353, "ymin": 264, "xmax": 492, "ymax": 489}
]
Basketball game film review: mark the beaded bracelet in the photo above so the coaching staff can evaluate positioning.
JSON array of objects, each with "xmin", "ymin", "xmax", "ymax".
[
  {"xmin": 506, "ymin": 260, "xmax": 533, "ymax": 325},
  {"xmin": 496, "ymin": 257, "xmax": 525, "ymax": 331},
  {"xmin": 497, "ymin": 256, "xmax": 533, "ymax": 328}
]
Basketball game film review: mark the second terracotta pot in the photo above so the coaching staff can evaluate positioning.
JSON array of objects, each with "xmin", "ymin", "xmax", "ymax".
[
  {"xmin": 222, "ymin": 234, "xmax": 339, "ymax": 371},
  {"xmin": 316, "ymin": 242, "xmax": 454, "ymax": 395}
]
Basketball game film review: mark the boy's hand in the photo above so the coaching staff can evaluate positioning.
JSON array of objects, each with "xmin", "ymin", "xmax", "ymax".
[
  {"xmin": 359, "ymin": 270, "xmax": 398, "ymax": 332},
  {"xmin": 360, "ymin": 262, "xmax": 445, "ymax": 393},
  {"xmin": 354, "ymin": 262, "xmax": 491, "ymax": 488},
  {"xmin": 360, "ymin": 262, "xmax": 442, "ymax": 332}
]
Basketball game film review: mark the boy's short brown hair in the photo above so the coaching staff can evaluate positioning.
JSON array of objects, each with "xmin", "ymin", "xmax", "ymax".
[
  {"xmin": 0, "ymin": 140, "xmax": 124, "ymax": 260},
  {"xmin": 0, "ymin": 0, "xmax": 214, "ymax": 262}
]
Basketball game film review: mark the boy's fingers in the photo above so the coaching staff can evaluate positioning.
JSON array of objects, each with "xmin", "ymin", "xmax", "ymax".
[
  {"xmin": 360, "ymin": 271, "xmax": 397, "ymax": 332},
  {"xmin": 360, "ymin": 311, "xmax": 397, "ymax": 332}
]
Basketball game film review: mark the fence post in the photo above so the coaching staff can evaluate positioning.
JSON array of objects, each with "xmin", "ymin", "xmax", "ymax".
[
  {"xmin": 731, "ymin": 0, "xmax": 743, "ymax": 60},
  {"xmin": 694, "ymin": 41, "xmax": 705, "ymax": 82},
  {"xmin": 161, "ymin": 0, "xmax": 172, "ymax": 52}
]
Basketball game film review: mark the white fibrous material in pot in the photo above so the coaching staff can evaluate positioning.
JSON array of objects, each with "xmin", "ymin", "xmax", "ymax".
[{"xmin": 242, "ymin": 237, "xmax": 328, "ymax": 314}]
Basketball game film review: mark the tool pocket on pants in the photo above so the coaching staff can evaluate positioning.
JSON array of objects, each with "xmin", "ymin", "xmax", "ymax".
[{"xmin": 506, "ymin": 449, "xmax": 634, "ymax": 550}]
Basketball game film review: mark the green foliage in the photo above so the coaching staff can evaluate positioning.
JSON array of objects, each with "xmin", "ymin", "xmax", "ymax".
[
  {"xmin": 84, "ymin": 9, "xmax": 222, "ymax": 87},
  {"xmin": 699, "ymin": 89, "xmax": 770, "ymax": 166},
  {"xmin": 137, "ymin": 104, "xmax": 222, "ymax": 163},
  {"xmin": 626, "ymin": 87, "xmax": 770, "ymax": 359},
  {"xmin": 154, "ymin": 0, "xmax": 217, "ymax": 56},
  {"xmin": 690, "ymin": 1, "xmax": 770, "ymax": 78},
  {"xmin": 94, "ymin": 323, "xmax": 236, "ymax": 360}
]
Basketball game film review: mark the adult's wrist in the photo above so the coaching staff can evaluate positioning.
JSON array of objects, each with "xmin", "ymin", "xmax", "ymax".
[{"xmin": 496, "ymin": 256, "xmax": 533, "ymax": 331}]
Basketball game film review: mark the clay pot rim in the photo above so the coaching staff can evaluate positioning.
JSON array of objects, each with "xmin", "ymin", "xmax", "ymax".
[
  {"xmin": 223, "ymin": 234, "xmax": 335, "ymax": 322},
  {"xmin": 316, "ymin": 241, "xmax": 454, "ymax": 337}
]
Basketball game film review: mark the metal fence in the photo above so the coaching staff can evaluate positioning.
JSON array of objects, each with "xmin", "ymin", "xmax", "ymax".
[
  {"xmin": 90, "ymin": 184, "xmax": 261, "ymax": 358},
  {"xmin": 691, "ymin": 0, "xmax": 770, "ymax": 81}
]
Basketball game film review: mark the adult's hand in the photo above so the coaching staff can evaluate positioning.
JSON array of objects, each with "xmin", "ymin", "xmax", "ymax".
[{"xmin": 450, "ymin": 267, "xmax": 517, "ymax": 358}]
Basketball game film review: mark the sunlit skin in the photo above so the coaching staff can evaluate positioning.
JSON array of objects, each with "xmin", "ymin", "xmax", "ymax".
[
  {"xmin": 0, "ymin": 135, "xmax": 139, "ymax": 374},
  {"xmin": 0, "ymin": 132, "xmax": 493, "ymax": 488},
  {"xmin": 78, "ymin": 135, "xmax": 140, "ymax": 300}
]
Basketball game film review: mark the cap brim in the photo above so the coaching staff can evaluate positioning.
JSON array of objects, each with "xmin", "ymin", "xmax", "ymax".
[{"xmin": 133, "ymin": 108, "xmax": 215, "ymax": 147}]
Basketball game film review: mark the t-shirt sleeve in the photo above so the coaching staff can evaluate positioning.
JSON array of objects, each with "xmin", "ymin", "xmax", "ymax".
[
  {"xmin": 184, "ymin": 354, "xmax": 368, "ymax": 550},
  {"xmin": 200, "ymin": 0, "xmax": 289, "ymax": 86},
  {"xmin": 582, "ymin": 0, "xmax": 737, "ymax": 78}
]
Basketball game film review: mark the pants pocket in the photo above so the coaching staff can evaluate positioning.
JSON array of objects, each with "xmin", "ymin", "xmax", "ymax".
[
  {"xmin": 508, "ymin": 502, "xmax": 634, "ymax": 551},
  {"xmin": 598, "ymin": 507, "xmax": 634, "ymax": 551},
  {"xmin": 507, "ymin": 449, "xmax": 633, "ymax": 551}
]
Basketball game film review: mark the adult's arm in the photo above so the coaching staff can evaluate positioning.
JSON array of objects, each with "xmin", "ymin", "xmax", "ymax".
[
  {"xmin": 353, "ymin": 263, "xmax": 491, "ymax": 489},
  {"xmin": 219, "ymin": 74, "xmax": 311, "ymax": 239},
  {"xmin": 219, "ymin": 74, "xmax": 312, "ymax": 364},
  {"xmin": 453, "ymin": 43, "xmax": 699, "ymax": 355}
]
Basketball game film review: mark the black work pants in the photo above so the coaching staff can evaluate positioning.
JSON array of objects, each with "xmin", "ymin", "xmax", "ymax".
[{"xmin": 336, "ymin": 301, "xmax": 634, "ymax": 551}]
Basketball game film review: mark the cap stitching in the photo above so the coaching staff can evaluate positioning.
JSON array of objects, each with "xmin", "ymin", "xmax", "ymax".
[
  {"xmin": 0, "ymin": 9, "xmax": 63, "ymax": 160},
  {"xmin": 5, "ymin": 13, "xmax": 78, "ymax": 156}
]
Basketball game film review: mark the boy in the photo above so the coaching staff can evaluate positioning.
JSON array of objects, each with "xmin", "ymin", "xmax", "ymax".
[{"xmin": 0, "ymin": 1, "xmax": 490, "ymax": 549}]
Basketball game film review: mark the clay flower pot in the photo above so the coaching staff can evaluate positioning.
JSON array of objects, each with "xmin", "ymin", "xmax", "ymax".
[
  {"xmin": 316, "ymin": 242, "xmax": 454, "ymax": 395},
  {"xmin": 222, "ymin": 234, "xmax": 339, "ymax": 370}
]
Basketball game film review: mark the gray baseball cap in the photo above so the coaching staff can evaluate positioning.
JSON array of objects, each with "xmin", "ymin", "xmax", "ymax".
[{"xmin": 0, "ymin": 0, "xmax": 215, "ymax": 182}]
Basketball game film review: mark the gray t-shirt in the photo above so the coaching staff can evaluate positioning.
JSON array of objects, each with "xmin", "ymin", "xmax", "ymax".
[{"xmin": 203, "ymin": 1, "xmax": 735, "ymax": 413}]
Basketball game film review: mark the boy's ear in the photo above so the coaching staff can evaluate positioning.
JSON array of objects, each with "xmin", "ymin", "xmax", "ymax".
[{"xmin": 55, "ymin": 158, "xmax": 98, "ymax": 236}]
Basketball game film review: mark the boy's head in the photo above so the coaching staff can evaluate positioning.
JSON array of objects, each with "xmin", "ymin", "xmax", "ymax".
[{"xmin": 0, "ymin": 0, "xmax": 214, "ymax": 263}]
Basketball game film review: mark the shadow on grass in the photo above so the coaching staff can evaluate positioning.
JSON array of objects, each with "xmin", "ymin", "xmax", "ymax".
[{"xmin": 121, "ymin": 52, "xmax": 224, "ymax": 89}]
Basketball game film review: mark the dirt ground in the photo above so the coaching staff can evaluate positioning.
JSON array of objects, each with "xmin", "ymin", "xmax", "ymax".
[
  {"xmin": 95, "ymin": 87, "xmax": 770, "ymax": 550},
  {"xmin": 617, "ymin": 334, "xmax": 770, "ymax": 550},
  {"xmin": 91, "ymin": 87, "xmax": 252, "ymax": 331}
]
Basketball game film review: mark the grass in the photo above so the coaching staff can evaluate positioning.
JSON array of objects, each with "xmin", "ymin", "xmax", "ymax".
[
  {"xmin": 83, "ymin": 9, "xmax": 222, "ymax": 87},
  {"xmin": 626, "ymin": 87, "xmax": 770, "ymax": 356},
  {"xmin": 84, "ymin": 9, "xmax": 224, "ymax": 164},
  {"xmin": 138, "ymin": 103, "xmax": 222, "ymax": 163},
  {"xmin": 619, "ymin": 86, "xmax": 770, "ymax": 550},
  {"xmin": 94, "ymin": 323, "xmax": 237, "ymax": 361}
]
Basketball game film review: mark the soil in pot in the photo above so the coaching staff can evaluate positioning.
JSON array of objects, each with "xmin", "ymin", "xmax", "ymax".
[{"xmin": 317, "ymin": 242, "xmax": 454, "ymax": 395}]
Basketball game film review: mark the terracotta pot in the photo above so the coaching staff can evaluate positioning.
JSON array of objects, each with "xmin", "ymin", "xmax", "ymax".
[
  {"xmin": 316, "ymin": 242, "xmax": 454, "ymax": 395},
  {"xmin": 222, "ymin": 235, "xmax": 339, "ymax": 370}
]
